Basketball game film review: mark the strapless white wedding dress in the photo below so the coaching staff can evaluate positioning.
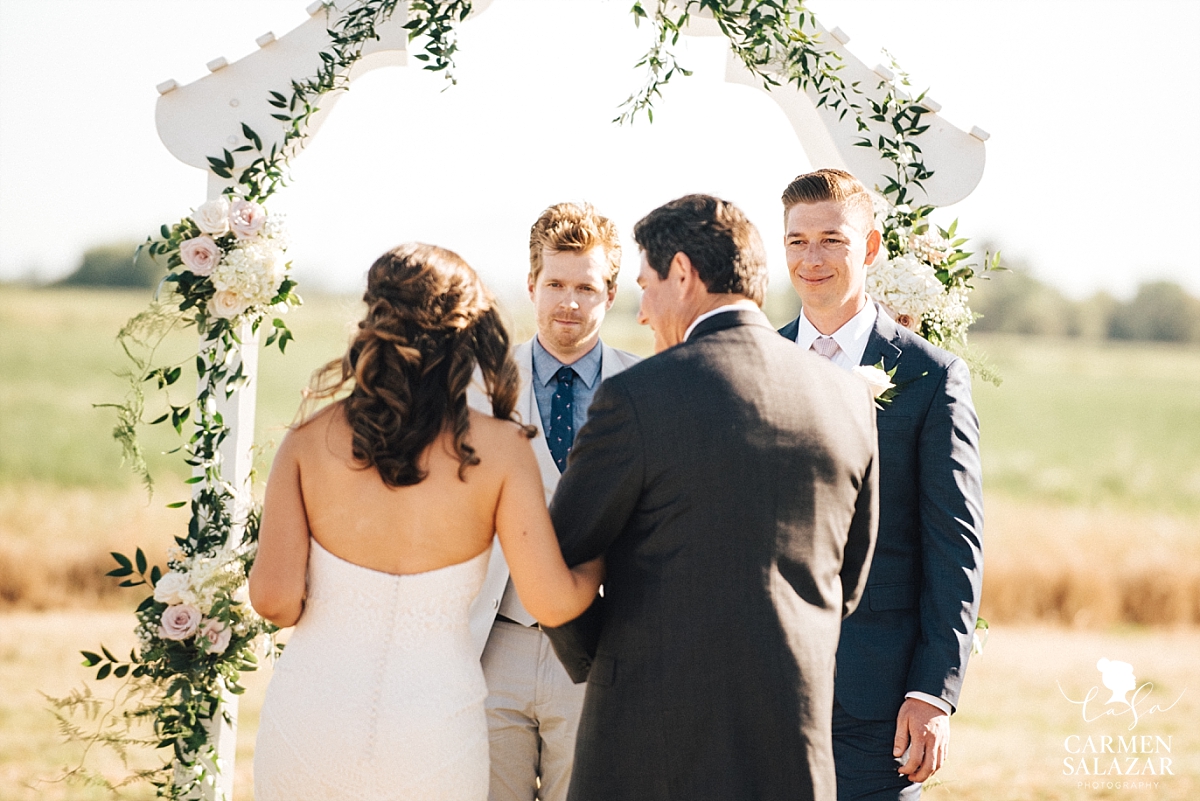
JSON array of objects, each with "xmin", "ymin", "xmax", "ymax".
[{"xmin": 254, "ymin": 538, "xmax": 491, "ymax": 800}]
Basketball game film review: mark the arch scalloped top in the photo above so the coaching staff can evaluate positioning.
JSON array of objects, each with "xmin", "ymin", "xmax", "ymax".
[{"xmin": 155, "ymin": 0, "xmax": 986, "ymax": 206}]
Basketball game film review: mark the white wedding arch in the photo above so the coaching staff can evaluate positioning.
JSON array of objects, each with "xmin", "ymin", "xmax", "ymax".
[{"xmin": 87, "ymin": 2, "xmax": 991, "ymax": 797}]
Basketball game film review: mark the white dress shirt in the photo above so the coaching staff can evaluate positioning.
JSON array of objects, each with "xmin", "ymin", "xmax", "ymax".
[
  {"xmin": 792, "ymin": 300, "xmax": 878, "ymax": 369},
  {"xmin": 794, "ymin": 299, "xmax": 953, "ymax": 718},
  {"xmin": 684, "ymin": 300, "xmax": 763, "ymax": 342}
]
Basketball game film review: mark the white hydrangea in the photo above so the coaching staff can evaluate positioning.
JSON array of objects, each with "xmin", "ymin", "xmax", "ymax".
[
  {"xmin": 865, "ymin": 253, "xmax": 945, "ymax": 317},
  {"xmin": 209, "ymin": 242, "xmax": 287, "ymax": 309}
]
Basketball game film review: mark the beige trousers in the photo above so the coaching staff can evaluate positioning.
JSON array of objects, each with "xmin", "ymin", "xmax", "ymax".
[{"xmin": 481, "ymin": 620, "xmax": 587, "ymax": 801}]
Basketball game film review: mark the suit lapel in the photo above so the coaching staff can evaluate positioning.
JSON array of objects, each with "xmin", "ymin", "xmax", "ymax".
[{"xmin": 859, "ymin": 303, "xmax": 903, "ymax": 370}]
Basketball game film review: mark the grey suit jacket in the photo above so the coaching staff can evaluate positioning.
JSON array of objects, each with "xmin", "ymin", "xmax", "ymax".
[
  {"xmin": 778, "ymin": 305, "xmax": 984, "ymax": 720},
  {"xmin": 466, "ymin": 338, "xmax": 641, "ymax": 656},
  {"xmin": 544, "ymin": 309, "xmax": 879, "ymax": 801}
]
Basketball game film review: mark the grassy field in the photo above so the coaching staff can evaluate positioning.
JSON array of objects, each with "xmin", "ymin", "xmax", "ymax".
[
  {"xmin": 3, "ymin": 286, "xmax": 1198, "ymax": 621},
  {"xmin": 2, "ymin": 286, "xmax": 1200, "ymax": 798}
]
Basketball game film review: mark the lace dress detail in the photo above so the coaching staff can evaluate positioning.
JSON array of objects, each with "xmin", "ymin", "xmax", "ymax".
[{"xmin": 254, "ymin": 539, "xmax": 491, "ymax": 800}]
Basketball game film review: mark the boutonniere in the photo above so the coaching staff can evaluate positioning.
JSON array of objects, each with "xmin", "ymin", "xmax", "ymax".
[{"xmin": 852, "ymin": 360, "xmax": 927, "ymax": 409}]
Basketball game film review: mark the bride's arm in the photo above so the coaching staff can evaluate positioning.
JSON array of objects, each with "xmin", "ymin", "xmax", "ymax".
[
  {"xmin": 249, "ymin": 432, "xmax": 310, "ymax": 627},
  {"xmin": 495, "ymin": 430, "xmax": 604, "ymax": 628}
]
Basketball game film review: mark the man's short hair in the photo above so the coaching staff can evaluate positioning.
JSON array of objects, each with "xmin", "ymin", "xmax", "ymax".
[
  {"xmin": 633, "ymin": 194, "xmax": 767, "ymax": 305},
  {"xmin": 528, "ymin": 202, "xmax": 622, "ymax": 289},
  {"xmin": 781, "ymin": 168, "xmax": 876, "ymax": 234}
]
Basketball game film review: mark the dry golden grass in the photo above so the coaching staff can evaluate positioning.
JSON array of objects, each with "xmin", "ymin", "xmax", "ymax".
[
  {"xmin": 4, "ymin": 483, "xmax": 1198, "ymax": 627},
  {"xmin": 0, "ymin": 611, "xmax": 271, "ymax": 800},
  {"xmin": 3, "ymin": 614, "xmax": 1196, "ymax": 800},
  {"xmin": 0, "ymin": 483, "xmax": 185, "ymax": 610},
  {"xmin": 982, "ymin": 496, "xmax": 1200, "ymax": 627}
]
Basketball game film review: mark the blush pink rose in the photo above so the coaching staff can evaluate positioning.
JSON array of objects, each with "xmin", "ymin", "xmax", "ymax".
[
  {"xmin": 229, "ymin": 199, "xmax": 266, "ymax": 239},
  {"xmin": 208, "ymin": 289, "xmax": 248, "ymax": 320},
  {"xmin": 179, "ymin": 236, "xmax": 221, "ymax": 276},
  {"xmin": 198, "ymin": 618, "xmax": 232, "ymax": 655},
  {"xmin": 159, "ymin": 604, "xmax": 201, "ymax": 641}
]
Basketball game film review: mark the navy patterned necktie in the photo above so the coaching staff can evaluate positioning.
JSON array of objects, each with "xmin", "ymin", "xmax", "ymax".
[{"xmin": 548, "ymin": 366, "xmax": 576, "ymax": 473}]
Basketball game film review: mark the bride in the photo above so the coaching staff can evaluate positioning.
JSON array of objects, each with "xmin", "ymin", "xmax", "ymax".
[{"xmin": 249, "ymin": 243, "xmax": 603, "ymax": 800}]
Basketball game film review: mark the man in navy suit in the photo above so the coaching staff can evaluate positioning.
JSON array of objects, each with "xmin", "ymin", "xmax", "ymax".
[{"xmin": 776, "ymin": 169, "xmax": 984, "ymax": 799}]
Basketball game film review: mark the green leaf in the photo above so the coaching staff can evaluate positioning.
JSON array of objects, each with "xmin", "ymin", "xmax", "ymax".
[
  {"xmin": 96, "ymin": 664, "xmax": 112, "ymax": 680},
  {"xmin": 101, "ymin": 645, "xmax": 116, "ymax": 662},
  {"xmin": 81, "ymin": 651, "xmax": 101, "ymax": 667},
  {"xmin": 111, "ymin": 552, "xmax": 132, "ymax": 571},
  {"xmin": 114, "ymin": 665, "xmax": 130, "ymax": 678},
  {"xmin": 166, "ymin": 500, "xmax": 187, "ymax": 509},
  {"xmin": 135, "ymin": 548, "xmax": 147, "ymax": 575}
]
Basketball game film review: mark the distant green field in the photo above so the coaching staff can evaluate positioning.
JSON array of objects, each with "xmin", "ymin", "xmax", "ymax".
[{"xmin": 2, "ymin": 286, "xmax": 1198, "ymax": 517}]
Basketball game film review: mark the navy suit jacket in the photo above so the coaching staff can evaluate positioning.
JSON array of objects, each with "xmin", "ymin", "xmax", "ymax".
[{"xmin": 779, "ymin": 305, "xmax": 983, "ymax": 720}]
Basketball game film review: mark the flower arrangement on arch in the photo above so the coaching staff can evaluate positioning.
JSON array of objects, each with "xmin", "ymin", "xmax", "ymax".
[
  {"xmin": 866, "ymin": 199, "xmax": 996, "ymax": 348},
  {"xmin": 148, "ymin": 194, "xmax": 299, "ymax": 329}
]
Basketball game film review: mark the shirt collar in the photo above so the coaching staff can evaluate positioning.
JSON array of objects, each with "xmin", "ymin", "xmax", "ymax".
[
  {"xmin": 532, "ymin": 335, "xmax": 603, "ymax": 389},
  {"xmin": 795, "ymin": 299, "xmax": 879, "ymax": 366},
  {"xmin": 684, "ymin": 300, "xmax": 762, "ymax": 342}
]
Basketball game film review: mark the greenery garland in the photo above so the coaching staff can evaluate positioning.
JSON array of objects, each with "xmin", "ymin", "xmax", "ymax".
[{"xmin": 58, "ymin": 1, "xmax": 995, "ymax": 797}]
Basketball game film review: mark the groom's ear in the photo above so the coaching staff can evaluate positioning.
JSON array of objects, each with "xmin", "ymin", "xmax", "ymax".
[{"xmin": 865, "ymin": 228, "xmax": 883, "ymax": 266}]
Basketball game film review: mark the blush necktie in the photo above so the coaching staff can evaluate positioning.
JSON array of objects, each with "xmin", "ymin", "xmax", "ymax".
[
  {"xmin": 811, "ymin": 335, "xmax": 841, "ymax": 361},
  {"xmin": 548, "ymin": 366, "xmax": 576, "ymax": 473}
]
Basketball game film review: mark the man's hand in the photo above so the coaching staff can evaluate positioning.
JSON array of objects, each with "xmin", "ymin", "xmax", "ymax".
[{"xmin": 893, "ymin": 697, "xmax": 950, "ymax": 783}]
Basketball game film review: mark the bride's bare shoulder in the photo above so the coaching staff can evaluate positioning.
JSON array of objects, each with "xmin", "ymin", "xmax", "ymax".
[
  {"xmin": 279, "ymin": 402, "xmax": 347, "ymax": 456},
  {"xmin": 467, "ymin": 409, "xmax": 536, "ymax": 465}
]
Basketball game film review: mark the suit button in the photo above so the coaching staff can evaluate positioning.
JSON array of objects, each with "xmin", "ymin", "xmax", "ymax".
[{"xmin": 491, "ymin": 599, "xmax": 499, "ymax": 610}]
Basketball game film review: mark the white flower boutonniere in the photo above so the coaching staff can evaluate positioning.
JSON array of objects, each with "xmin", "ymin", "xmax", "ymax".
[
  {"xmin": 852, "ymin": 361, "xmax": 899, "ymax": 407},
  {"xmin": 852, "ymin": 360, "xmax": 928, "ymax": 409}
]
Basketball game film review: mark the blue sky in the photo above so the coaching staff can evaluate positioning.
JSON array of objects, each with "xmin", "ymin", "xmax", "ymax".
[{"xmin": 1, "ymin": 0, "xmax": 1197, "ymax": 300}]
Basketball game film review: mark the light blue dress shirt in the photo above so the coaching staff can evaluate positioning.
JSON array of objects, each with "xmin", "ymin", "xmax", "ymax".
[{"xmin": 531, "ymin": 336, "xmax": 603, "ymax": 438}]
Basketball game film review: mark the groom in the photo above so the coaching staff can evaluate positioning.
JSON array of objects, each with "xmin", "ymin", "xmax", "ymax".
[
  {"xmin": 544, "ymin": 194, "xmax": 880, "ymax": 801},
  {"xmin": 776, "ymin": 168, "xmax": 984, "ymax": 799},
  {"xmin": 468, "ymin": 202, "xmax": 640, "ymax": 801}
]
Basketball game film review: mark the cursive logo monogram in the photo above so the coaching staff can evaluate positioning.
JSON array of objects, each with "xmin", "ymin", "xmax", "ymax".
[{"xmin": 1058, "ymin": 658, "xmax": 1185, "ymax": 731}]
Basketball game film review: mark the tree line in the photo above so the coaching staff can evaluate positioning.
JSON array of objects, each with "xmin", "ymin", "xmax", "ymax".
[
  {"xmin": 969, "ymin": 253, "xmax": 1200, "ymax": 343},
  {"xmin": 47, "ymin": 240, "xmax": 1200, "ymax": 344}
]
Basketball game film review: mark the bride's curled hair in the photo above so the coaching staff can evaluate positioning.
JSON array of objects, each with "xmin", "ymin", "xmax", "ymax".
[{"xmin": 305, "ymin": 243, "xmax": 528, "ymax": 486}]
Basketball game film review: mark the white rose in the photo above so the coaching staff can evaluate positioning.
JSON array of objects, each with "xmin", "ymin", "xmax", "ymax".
[
  {"xmin": 178, "ymin": 236, "xmax": 221, "ymax": 277},
  {"xmin": 209, "ymin": 289, "xmax": 249, "ymax": 319},
  {"xmin": 159, "ymin": 604, "xmax": 202, "ymax": 641},
  {"xmin": 851, "ymin": 365, "xmax": 895, "ymax": 399},
  {"xmin": 198, "ymin": 617, "xmax": 232, "ymax": 655},
  {"xmin": 153, "ymin": 571, "xmax": 193, "ymax": 605},
  {"xmin": 192, "ymin": 198, "xmax": 231, "ymax": 236},
  {"xmin": 229, "ymin": 199, "xmax": 266, "ymax": 239}
]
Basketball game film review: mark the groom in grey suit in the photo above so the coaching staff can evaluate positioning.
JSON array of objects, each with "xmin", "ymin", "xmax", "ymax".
[
  {"xmin": 776, "ymin": 169, "xmax": 984, "ymax": 799},
  {"xmin": 544, "ymin": 194, "xmax": 880, "ymax": 801},
  {"xmin": 467, "ymin": 202, "xmax": 639, "ymax": 801}
]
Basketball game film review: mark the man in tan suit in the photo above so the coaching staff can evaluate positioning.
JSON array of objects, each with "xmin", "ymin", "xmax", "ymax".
[{"xmin": 468, "ymin": 202, "xmax": 640, "ymax": 801}]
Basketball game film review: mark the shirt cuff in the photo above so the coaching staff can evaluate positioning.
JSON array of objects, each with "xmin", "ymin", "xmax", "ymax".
[{"xmin": 905, "ymin": 691, "xmax": 952, "ymax": 715}]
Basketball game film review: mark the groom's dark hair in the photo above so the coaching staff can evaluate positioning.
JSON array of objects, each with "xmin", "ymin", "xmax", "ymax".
[
  {"xmin": 633, "ymin": 194, "xmax": 767, "ymax": 305},
  {"xmin": 781, "ymin": 168, "xmax": 876, "ymax": 234}
]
